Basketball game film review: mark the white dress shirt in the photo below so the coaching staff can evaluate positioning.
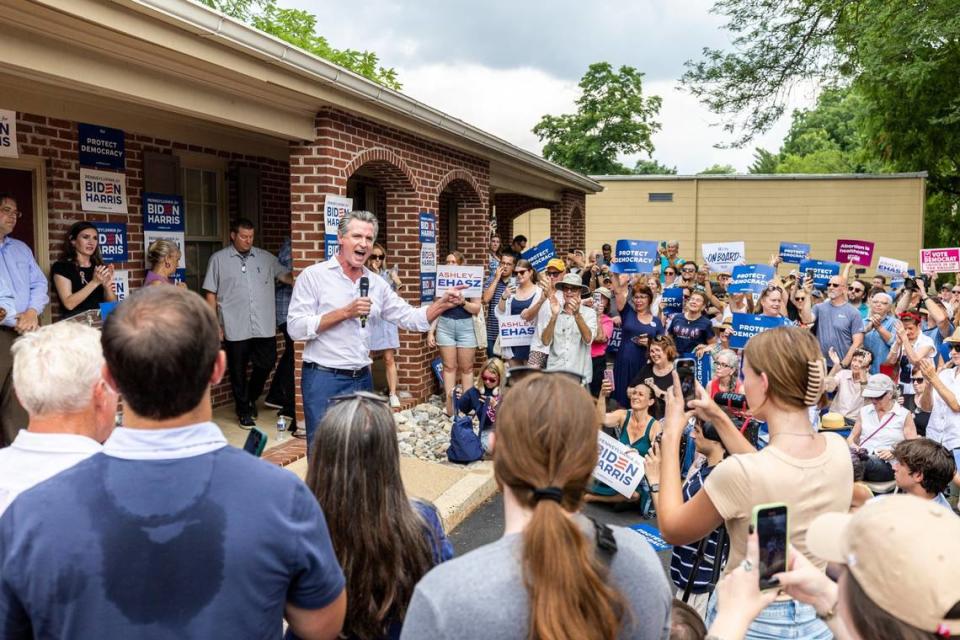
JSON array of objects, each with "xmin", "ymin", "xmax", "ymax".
[
  {"xmin": 287, "ymin": 257, "xmax": 430, "ymax": 369},
  {"xmin": 545, "ymin": 305, "xmax": 598, "ymax": 384},
  {"xmin": 928, "ymin": 368, "xmax": 960, "ymax": 451},
  {"xmin": 0, "ymin": 430, "xmax": 102, "ymax": 516}
]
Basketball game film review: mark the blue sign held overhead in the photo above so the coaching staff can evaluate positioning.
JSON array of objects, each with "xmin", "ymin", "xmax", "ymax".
[
  {"xmin": 730, "ymin": 313, "xmax": 788, "ymax": 349},
  {"xmin": 611, "ymin": 239, "xmax": 658, "ymax": 274},
  {"xmin": 78, "ymin": 123, "xmax": 125, "ymax": 171},
  {"xmin": 629, "ymin": 523, "xmax": 671, "ymax": 552},
  {"xmin": 661, "ymin": 287, "xmax": 684, "ymax": 315},
  {"xmin": 728, "ymin": 264, "xmax": 776, "ymax": 295},
  {"xmin": 521, "ymin": 239, "xmax": 556, "ymax": 273},
  {"xmin": 92, "ymin": 222, "xmax": 127, "ymax": 264},
  {"xmin": 799, "ymin": 259, "xmax": 840, "ymax": 290},
  {"xmin": 607, "ymin": 326, "xmax": 622, "ymax": 353},
  {"xmin": 779, "ymin": 242, "xmax": 810, "ymax": 264}
]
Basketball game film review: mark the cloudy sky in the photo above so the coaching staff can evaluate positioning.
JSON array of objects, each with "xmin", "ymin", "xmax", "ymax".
[{"xmin": 287, "ymin": 0, "xmax": 818, "ymax": 173}]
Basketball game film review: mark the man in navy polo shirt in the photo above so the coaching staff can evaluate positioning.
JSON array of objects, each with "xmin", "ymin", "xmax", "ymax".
[{"xmin": 0, "ymin": 286, "xmax": 346, "ymax": 639}]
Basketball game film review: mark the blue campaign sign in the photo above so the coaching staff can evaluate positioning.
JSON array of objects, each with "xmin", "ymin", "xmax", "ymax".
[
  {"xmin": 78, "ymin": 123, "xmax": 125, "ymax": 171},
  {"xmin": 521, "ymin": 238, "xmax": 556, "ymax": 273},
  {"xmin": 730, "ymin": 313, "xmax": 787, "ymax": 349},
  {"xmin": 430, "ymin": 357, "xmax": 444, "ymax": 388},
  {"xmin": 779, "ymin": 241, "xmax": 810, "ymax": 264},
  {"xmin": 799, "ymin": 259, "xmax": 840, "ymax": 289},
  {"xmin": 611, "ymin": 240, "xmax": 658, "ymax": 274},
  {"xmin": 92, "ymin": 222, "xmax": 127, "ymax": 264},
  {"xmin": 661, "ymin": 287, "xmax": 684, "ymax": 314},
  {"xmin": 419, "ymin": 211, "xmax": 437, "ymax": 303},
  {"xmin": 629, "ymin": 523, "xmax": 671, "ymax": 552},
  {"xmin": 142, "ymin": 193, "xmax": 184, "ymax": 232},
  {"xmin": 607, "ymin": 326, "xmax": 622, "ymax": 353},
  {"xmin": 728, "ymin": 264, "xmax": 776, "ymax": 295},
  {"xmin": 890, "ymin": 269, "xmax": 916, "ymax": 291}
]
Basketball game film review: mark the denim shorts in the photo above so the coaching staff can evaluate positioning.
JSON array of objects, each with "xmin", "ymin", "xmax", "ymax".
[
  {"xmin": 705, "ymin": 592, "xmax": 832, "ymax": 640},
  {"xmin": 436, "ymin": 315, "xmax": 477, "ymax": 348}
]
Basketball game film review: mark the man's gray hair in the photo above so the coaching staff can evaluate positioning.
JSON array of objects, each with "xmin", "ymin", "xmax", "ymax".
[
  {"xmin": 872, "ymin": 291, "xmax": 893, "ymax": 305},
  {"xmin": 338, "ymin": 210, "xmax": 379, "ymax": 239},
  {"xmin": 11, "ymin": 322, "xmax": 103, "ymax": 416}
]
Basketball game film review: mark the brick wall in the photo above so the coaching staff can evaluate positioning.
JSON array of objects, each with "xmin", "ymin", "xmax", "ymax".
[
  {"xmin": 493, "ymin": 190, "xmax": 586, "ymax": 255},
  {"xmin": 13, "ymin": 111, "xmax": 290, "ymax": 410}
]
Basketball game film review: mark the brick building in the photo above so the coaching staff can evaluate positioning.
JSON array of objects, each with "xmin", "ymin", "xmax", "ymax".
[{"xmin": 0, "ymin": 0, "xmax": 598, "ymax": 417}]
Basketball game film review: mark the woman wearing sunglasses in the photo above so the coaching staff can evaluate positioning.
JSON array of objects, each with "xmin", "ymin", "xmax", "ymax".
[
  {"xmin": 847, "ymin": 373, "xmax": 917, "ymax": 482},
  {"xmin": 402, "ymin": 374, "xmax": 672, "ymax": 639},
  {"xmin": 303, "ymin": 391, "xmax": 453, "ymax": 640},
  {"xmin": 366, "ymin": 243, "xmax": 404, "ymax": 408},
  {"xmin": 456, "ymin": 358, "xmax": 506, "ymax": 454},
  {"xmin": 495, "ymin": 258, "xmax": 541, "ymax": 368}
]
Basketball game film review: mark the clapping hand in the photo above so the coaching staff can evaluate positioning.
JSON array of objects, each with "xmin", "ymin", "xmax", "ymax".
[
  {"xmin": 549, "ymin": 295, "xmax": 561, "ymax": 316},
  {"xmin": 915, "ymin": 357, "xmax": 937, "ymax": 380},
  {"xmin": 828, "ymin": 347, "xmax": 841, "ymax": 368}
]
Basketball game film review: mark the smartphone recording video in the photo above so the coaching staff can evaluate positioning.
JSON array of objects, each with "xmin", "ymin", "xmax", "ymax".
[
  {"xmin": 676, "ymin": 357, "xmax": 696, "ymax": 404},
  {"xmin": 753, "ymin": 503, "xmax": 789, "ymax": 590}
]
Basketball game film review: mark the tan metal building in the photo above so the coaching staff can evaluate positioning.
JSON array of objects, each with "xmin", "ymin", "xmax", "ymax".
[{"xmin": 551, "ymin": 174, "xmax": 926, "ymax": 270}]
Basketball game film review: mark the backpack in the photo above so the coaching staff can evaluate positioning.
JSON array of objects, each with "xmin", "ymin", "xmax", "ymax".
[{"xmin": 446, "ymin": 400, "xmax": 484, "ymax": 464}]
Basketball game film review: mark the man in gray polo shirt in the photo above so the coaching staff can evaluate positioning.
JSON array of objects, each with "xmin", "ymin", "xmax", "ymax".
[{"xmin": 203, "ymin": 218, "xmax": 292, "ymax": 427}]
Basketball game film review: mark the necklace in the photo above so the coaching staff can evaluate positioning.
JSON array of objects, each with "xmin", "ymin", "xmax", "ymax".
[{"xmin": 773, "ymin": 431, "xmax": 817, "ymax": 438}]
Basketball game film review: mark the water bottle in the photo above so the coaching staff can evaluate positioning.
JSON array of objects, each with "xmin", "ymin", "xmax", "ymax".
[{"xmin": 276, "ymin": 415, "xmax": 286, "ymax": 442}]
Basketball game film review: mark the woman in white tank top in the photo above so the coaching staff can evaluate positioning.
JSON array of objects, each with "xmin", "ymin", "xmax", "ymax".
[{"xmin": 848, "ymin": 373, "xmax": 917, "ymax": 482}]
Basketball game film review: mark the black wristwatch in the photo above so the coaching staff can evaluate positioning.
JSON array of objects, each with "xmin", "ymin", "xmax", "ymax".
[{"xmin": 649, "ymin": 483, "xmax": 660, "ymax": 494}]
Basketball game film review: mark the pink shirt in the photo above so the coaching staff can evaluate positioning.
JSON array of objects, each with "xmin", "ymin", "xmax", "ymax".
[{"xmin": 591, "ymin": 314, "xmax": 614, "ymax": 358}]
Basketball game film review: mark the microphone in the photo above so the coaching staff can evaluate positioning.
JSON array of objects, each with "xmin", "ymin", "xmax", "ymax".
[
  {"xmin": 359, "ymin": 276, "xmax": 369, "ymax": 328},
  {"xmin": 712, "ymin": 392, "xmax": 748, "ymax": 410}
]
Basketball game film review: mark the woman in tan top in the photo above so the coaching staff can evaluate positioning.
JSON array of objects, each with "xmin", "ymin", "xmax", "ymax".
[{"xmin": 652, "ymin": 327, "xmax": 852, "ymax": 639}]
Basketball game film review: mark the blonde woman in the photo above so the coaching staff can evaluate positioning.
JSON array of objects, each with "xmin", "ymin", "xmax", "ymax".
[
  {"xmin": 145, "ymin": 239, "xmax": 186, "ymax": 288},
  {"xmin": 455, "ymin": 358, "xmax": 506, "ymax": 454}
]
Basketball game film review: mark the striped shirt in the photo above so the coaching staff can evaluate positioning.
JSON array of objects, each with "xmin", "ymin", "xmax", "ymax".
[
  {"xmin": 485, "ymin": 277, "xmax": 507, "ymax": 341},
  {"xmin": 669, "ymin": 463, "xmax": 726, "ymax": 594}
]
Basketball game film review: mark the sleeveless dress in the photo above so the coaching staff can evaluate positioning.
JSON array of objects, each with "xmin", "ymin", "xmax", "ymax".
[
  {"xmin": 613, "ymin": 304, "xmax": 664, "ymax": 408},
  {"xmin": 589, "ymin": 411, "xmax": 657, "ymax": 497}
]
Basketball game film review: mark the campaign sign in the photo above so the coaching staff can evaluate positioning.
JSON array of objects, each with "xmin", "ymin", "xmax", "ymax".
[
  {"xmin": 611, "ymin": 239, "xmax": 658, "ymax": 274},
  {"xmin": 498, "ymin": 315, "xmax": 536, "ymax": 347},
  {"xmin": 322, "ymin": 195, "xmax": 352, "ymax": 259},
  {"xmin": 419, "ymin": 211, "xmax": 437, "ymax": 303},
  {"xmin": 607, "ymin": 325, "xmax": 622, "ymax": 352},
  {"xmin": 702, "ymin": 241, "xmax": 745, "ymax": 273},
  {"xmin": 593, "ymin": 431, "xmax": 645, "ymax": 499},
  {"xmin": 730, "ymin": 313, "xmax": 785, "ymax": 349},
  {"xmin": 521, "ymin": 238, "xmax": 556, "ymax": 273},
  {"xmin": 112, "ymin": 269, "xmax": 129, "ymax": 301},
  {"xmin": 890, "ymin": 269, "xmax": 915, "ymax": 291},
  {"xmin": 78, "ymin": 123, "xmax": 125, "ymax": 171},
  {"xmin": 143, "ymin": 193, "xmax": 184, "ymax": 232},
  {"xmin": 430, "ymin": 357, "xmax": 444, "ymax": 388},
  {"xmin": 93, "ymin": 222, "xmax": 127, "ymax": 264},
  {"xmin": 436, "ymin": 265, "xmax": 483, "ymax": 298},
  {"xmin": 629, "ymin": 523, "xmax": 671, "ymax": 552},
  {"xmin": 728, "ymin": 264, "xmax": 776, "ymax": 295},
  {"xmin": 80, "ymin": 168, "xmax": 126, "ymax": 214},
  {"xmin": 836, "ymin": 239, "xmax": 874, "ymax": 265},
  {"xmin": 0, "ymin": 110, "xmax": 17, "ymax": 158},
  {"xmin": 779, "ymin": 242, "xmax": 810, "ymax": 264},
  {"xmin": 920, "ymin": 248, "xmax": 960, "ymax": 274},
  {"xmin": 799, "ymin": 259, "xmax": 840, "ymax": 289},
  {"xmin": 877, "ymin": 256, "xmax": 909, "ymax": 277},
  {"xmin": 661, "ymin": 287, "xmax": 684, "ymax": 314}
]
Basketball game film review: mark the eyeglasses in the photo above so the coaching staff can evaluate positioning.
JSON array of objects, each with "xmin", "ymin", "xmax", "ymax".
[
  {"xmin": 546, "ymin": 270, "xmax": 563, "ymax": 277},
  {"xmin": 911, "ymin": 377, "xmax": 925, "ymax": 383},
  {"xmin": 329, "ymin": 391, "xmax": 389, "ymax": 406},
  {"xmin": 848, "ymin": 287, "xmax": 864, "ymax": 293},
  {"xmin": 505, "ymin": 366, "xmax": 581, "ymax": 388},
  {"xmin": 827, "ymin": 283, "xmax": 842, "ymax": 288},
  {"xmin": 370, "ymin": 254, "xmax": 384, "ymax": 260},
  {"xmin": 716, "ymin": 362, "xmax": 733, "ymax": 369},
  {"xmin": 0, "ymin": 207, "xmax": 21, "ymax": 219},
  {"xmin": 514, "ymin": 269, "xmax": 528, "ymax": 275},
  {"xmin": 664, "ymin": 271, "xmax": 676, "ymax": 276},
  {"xmin": 795, "ymin": 296, "xmax": 806, "ymax": 302},
  {"xmin": 481, "ymin": 374, "xmax": 500, "ymax": 384},
  {"xmin": 951, "ymin": 344, "xmax": 960, "ymax": 352},
  {"xmin": 765, "ymin": 285, "xmax": 783, "ymax": 293}
]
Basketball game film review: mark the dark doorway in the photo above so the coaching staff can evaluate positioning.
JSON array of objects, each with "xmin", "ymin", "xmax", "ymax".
[{"xmin": 0, "ymin": 168, "xmax": 36, "ymax": 252}]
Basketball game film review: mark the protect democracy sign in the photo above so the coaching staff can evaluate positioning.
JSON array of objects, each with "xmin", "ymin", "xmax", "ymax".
[
  {"xmin": 498, "ymin": 314, "xmax": 536, "ymax": 347},
  {"xmin": 80, "ymin": 168, "xmax": 126, "ymax": 214},
  {"xmin": 92, "ymin": 222, "xmax": 127, "ymax": 264},
  {"xmin": 836, "ymin": 239, "xmax": 874, "ymax": 265},
  {"xmin": 702, "ymin": 241, "xmax": 745, "ymax": 273},
  {"xmin": 322, "ymin": 195, "xmax": 352, "ymax": 259},
  {"xmin": 920, "ymin": 248, "xmax": 960, "ymax": 274},
  {"xmin": 611, "ymin": 239, "xmax": 658, "ymax": 274},
  {"xmin": 436, "ymin": 265, "xmax": 483, "ymax": 298},
  {"xmin": 593, "ymin": 430, "xmax": 645, "ymax": 499},
  {"xmin": 78, "ymin": 123, "xmax": 125, "ymax": 171},
  {"xmin": 779, "ymin": 242, "xmax": 810, "ymax": 264},
  {"xmin": 877, "ymin": 256, "xmax": 908, "ymax": 277},
  {"xmin": 730, "ymin": 313, "xmax": 788, "ymax": 349},
  {"xmin": 799, "ymin": 259, "xmax": 840, "ymax": 289},
  {"xmin": 661, "ymin": 287, "xmax": 684, "ymax": 314},
  {"xmin": 521, "ymin": 239, "xmax": 556, "ymax": 273},
  {"xmin": 727, "ymin": 264, "xmax": 775, "ymax": 295}
]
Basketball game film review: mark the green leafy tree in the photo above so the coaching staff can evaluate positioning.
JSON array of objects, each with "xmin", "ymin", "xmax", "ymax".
[
  {"xmin": 633, "ymin": 158, "xmax": 677, "ymax": 175},
  {"xmin": 198, "ymin": 0, "xmax": 400, "ymax": 90},
  {"xmin": 533, "ymin": 63, "xmax": 663, "ymax": 175},
  {"xmin": 699, "ymin": 164, "xmax": 737, "ymax": 174},
  {"xmin": 748, "ymin": 148, "xmax": 779, "ymax": 174}
]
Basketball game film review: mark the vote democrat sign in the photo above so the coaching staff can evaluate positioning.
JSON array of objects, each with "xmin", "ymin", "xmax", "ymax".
[
  {"xmin": 727, "ymin": 264, "xmax": 775, "ymax": 295},
  {"xmin": 436, "ymin": 265, "xmax": 483, "ymax": 297},
  {"xmin": 779, "ymin": 242, "xmax": 810, "ymax": 264},
  {"xmin": 521, "ymin": 239, "xmax": 556, "ymax": 273},
  {"xmin": 920, "ymin": 248, "xmax": 960, "ymax": 274},
  {"xmin": 730, "ymin": 313, "xmax": 787, "ymax": 349},
  {"xmin": 593, "ymin": 431, "xmax": 645, "ymax": 499},
  {"xmin": 80, "ymin": 168, "xmax": 126, "ymax": 214},
  {"xmin": 322, "ymin": 195, "xmax": 352, "ymax": 259},
  {"xmin": 836, "ymin": 239, "xmax": 874, "ymax": 265},
  {"xmin": 702, "ymin": 241, "xmax": 745, "ymax": 273},
  {"xmin": 799, "ymin": 259, "xmax": 840, "ymax": 289},
  {"xmin": 498, "ymin": 315, "xmax": 536, "ymax": 347},
  {"xmin": 92, "ymin": 222, "xmax": 127, "ymax": 264},
  {"xmin": 78, "ymin": 123, "xmax": 125, "ymax": 171},
  {"xmin": 611, "ymin": 240, "xmax": 658, "ymax": 274}
]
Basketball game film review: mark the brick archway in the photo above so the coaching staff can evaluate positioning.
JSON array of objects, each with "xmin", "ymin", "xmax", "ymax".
[
  {"xmin": 342, "ymin": 147, "xmax": 420, "ymax": 195},
  {"xmin": 436, "ymin": 171, "xmax": 487, "ymax": 267}
]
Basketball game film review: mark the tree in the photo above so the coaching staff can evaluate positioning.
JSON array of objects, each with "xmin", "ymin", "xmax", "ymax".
[
  {"xmin": 699, "ymin": 164, "xmax": 737, "ymax": 175},
  {"xmin": 633, "ymin": 158, "xmax": 677, "ymax": 175},
  {"xmin": 748, "ymin": 148, "xmax": 779, "ymax": 174},
  {"xmin": 533, "ymin": 63, "xmax": 663, "ymax": 175},
  {"xmin": 198, "ymin": 0, "xmax": 400, "ymax": 90}
]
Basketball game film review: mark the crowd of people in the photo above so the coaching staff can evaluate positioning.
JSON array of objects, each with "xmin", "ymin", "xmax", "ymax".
[{"xmin": 0, "ymin": 191, "xmax": 958, "ymax": 639}]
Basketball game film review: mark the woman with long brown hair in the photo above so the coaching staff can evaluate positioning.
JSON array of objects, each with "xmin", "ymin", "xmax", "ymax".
[
  {"xmin": 402, "ymin": 374, "xmax": 671, "ymax": 640},
  {"xmin": 304, "ymin": 393, "xmax": 453, "ymax": 640},
  {"xmin": 52, "ymin": 220, "xmax": 116, "ymax": 318}
]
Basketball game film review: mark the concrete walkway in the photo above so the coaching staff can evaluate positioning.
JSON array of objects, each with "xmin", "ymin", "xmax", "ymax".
[{"xmin": 211, "ymin": 401, "xmax": 497, "ymax": 532}]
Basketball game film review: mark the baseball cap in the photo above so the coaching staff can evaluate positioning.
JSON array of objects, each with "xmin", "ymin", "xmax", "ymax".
[
  {"xmin": 594, "ymin": 287, "xmax": 613, "ymax": 301},
  {"xmin": 861, "ymin": 373, "xmax": 895, "ymax": 398},
  {"xmin": 545, "ymin": 258, "xmax": 566, "ymax": 273},
  {"xmin": 807, "ymin": 495, "xmax": 960, "ymax": 635}
]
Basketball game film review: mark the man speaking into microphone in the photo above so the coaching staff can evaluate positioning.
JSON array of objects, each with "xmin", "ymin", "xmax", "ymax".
[{"xmin": 287, "ymin": 210, "xmax": 466, "ymax": 451}]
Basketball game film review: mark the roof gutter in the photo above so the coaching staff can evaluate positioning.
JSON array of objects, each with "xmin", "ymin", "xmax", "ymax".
[{"xmin": 118, "ymin": 0, "xmax": 602, "ymax": 194}]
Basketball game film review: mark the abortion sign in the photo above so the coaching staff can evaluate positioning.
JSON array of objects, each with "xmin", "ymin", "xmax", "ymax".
[
  {"xmin": 80, "ymin": 168, "xmax": 126, "ymax": 214},
  {"xmin": 727, "ymin": 264, "xmax": 775, "ymax": 295},
  {"xmin": 920, "ymin": 248, "xmax": 960, "ymax": 274},
  {"xmin": 877, "ymin": 256, "xmax": 909, "ymax": 277},
  {"xmin": 436, "ymin": 265, "xmax": 483, "ymax": 297},
  {"xmin": 799, "ymin": 259, "xmax": 840, "ymax": 289},
  {"xmin": 779, "ymin": 242, "xmax": 810, "ymax": 264},
  {"xmin": 593, "ymin": 431, "xmax": 645, "ymax": 499},
  {"xmin": 611, "ymin": 240, "xmax": 658, "ymax": 274},
  {"xmin": 92, "ymin": 222, "xmax": 127, "ymax": 264},
  {"xmin": 521, "ymin": 239, "xmax": 556, "ymax": 273},
  {"xmin": 498, "ymin": 315, "xmax": 536, "ymax": 347},
  {"xmin": 322, "ymin": 195, "xmax": 352, "ymax": 259},
  {"xmin": 836, "ymin": 239, "xmax": 874, "ymax": 265},
  {"xmin": 702, "ymin": 241, "xmax": 745, "ymax": 273},
  {"xmin": 730, "ymin": 313, "xmax": 788, "ymax": 349}
]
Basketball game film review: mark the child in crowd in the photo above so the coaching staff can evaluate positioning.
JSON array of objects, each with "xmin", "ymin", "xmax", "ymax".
[{"xmin": 456, "ymin": 358, "xmax": 506, "ymax": 455}]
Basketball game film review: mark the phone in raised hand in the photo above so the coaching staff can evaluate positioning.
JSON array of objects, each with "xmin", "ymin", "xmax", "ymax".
[{"xmin": 752, "ymin": 503, "xmax": 789, "ymax": 590}]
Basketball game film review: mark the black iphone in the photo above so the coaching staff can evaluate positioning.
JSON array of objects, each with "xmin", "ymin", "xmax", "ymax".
[
  {"xmin": 752, "ymin": 503, "xmax": 789, "ymax": 590},
  {"xmin": 676, "ymin": 357, "xmax": 697, "ymax": 403}
]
